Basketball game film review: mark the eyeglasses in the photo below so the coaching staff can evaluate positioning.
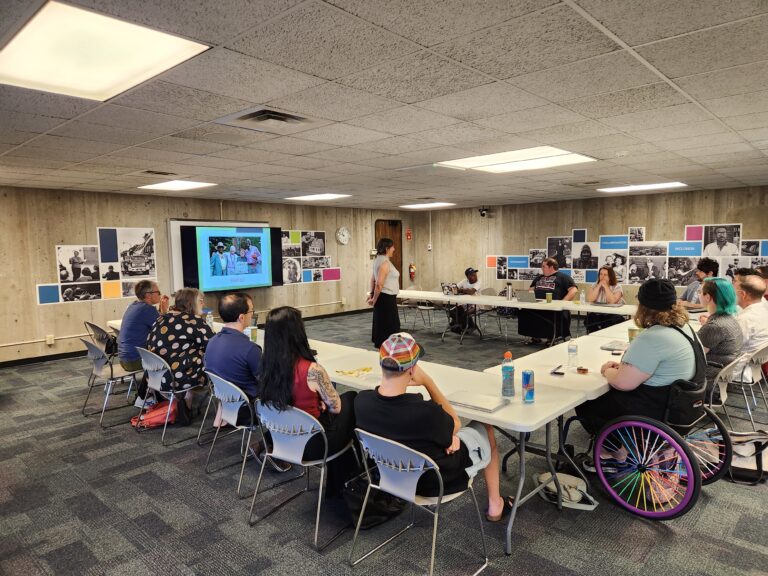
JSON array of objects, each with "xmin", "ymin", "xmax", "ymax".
[
  {"xmin": 147, "ymin": 290, "xmax": 160, "ymax": 295},
  {"xmin": 246, "ymin": 308, "xmax": 255, "ymax": 314}
]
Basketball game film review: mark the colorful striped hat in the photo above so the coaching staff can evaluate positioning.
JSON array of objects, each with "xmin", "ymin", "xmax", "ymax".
[{"xmin": 380, "ymin": 332, "xmax": 423, "ymax": 371}]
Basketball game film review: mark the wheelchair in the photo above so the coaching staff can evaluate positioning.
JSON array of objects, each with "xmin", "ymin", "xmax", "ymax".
[{"xmin": 565, "ymin": 387, "xmax": 732, "ymax": 520}]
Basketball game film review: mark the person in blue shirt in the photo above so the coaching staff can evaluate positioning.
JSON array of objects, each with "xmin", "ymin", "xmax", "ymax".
[
  {"xmin": 210, "ymin": 242, "xmax": 227, "ymax": 276},
  {"xmin": 118, "ymin": 279, "xmax": 169, "ymax": 372}
]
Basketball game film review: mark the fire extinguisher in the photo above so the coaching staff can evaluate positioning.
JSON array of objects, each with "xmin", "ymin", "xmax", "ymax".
[{"xmin": 408, "ymin": 263, "xmax": 416, "ymax": 281}]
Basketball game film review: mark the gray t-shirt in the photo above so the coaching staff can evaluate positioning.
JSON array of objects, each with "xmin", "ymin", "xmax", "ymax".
[
  {"xmin": 697, "ymin": 313, "xmax": 743, "ymax": 381},
  {"xmin": 372, "ymin": 255, "xmax": 400, "ymax": 295},
  {"xmin": 681, "ymin": 279, "xmax": 701, "ymax": 304}
]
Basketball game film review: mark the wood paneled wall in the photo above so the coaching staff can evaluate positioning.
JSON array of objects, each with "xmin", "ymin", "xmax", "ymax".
[
  {"xmin": 0, "ymin": 186, "xmax": 418, "ymax": 362},
  {"xmin": 4, "ymin": 184, "xmax": 766, "ymax": 362}
]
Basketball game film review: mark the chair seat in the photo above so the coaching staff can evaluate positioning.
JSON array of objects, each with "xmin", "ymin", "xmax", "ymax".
[
  {"xmin": 96, "ymin": 364, "xmax": 142, "ymax": 380},
  {"xmin": 414, "ymin": 488, "xmax": 467, "ymax": 506}
]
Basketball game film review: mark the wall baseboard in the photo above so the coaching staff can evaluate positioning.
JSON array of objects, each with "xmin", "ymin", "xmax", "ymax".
[{"xmin": 0, "ymin": 350, "xmax": 87, "ymax": 369}]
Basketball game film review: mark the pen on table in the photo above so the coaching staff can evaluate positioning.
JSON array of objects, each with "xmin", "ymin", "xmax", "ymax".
[{"xmin": 551, "ymin": 364, "xmax": 562, "ymax": 373}]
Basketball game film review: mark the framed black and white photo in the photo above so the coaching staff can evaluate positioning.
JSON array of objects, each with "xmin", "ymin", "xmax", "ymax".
[
  {"xmin": 628, "ymin": 227, "xmax": 645, "ymax": 242},
  {"xmin": 56, "ymin": 245, "xmax": 100, "ymax": 284},
  {"xmin": 301, "ymin": 231, "xmax": 326, "ymax": 257},
  {"xmin": 546, "ymin": 236, "xmax": 571, "ymax": 269},
  {"xmin": 496, "ymin": 256, "xmax": 507, "ymax": 280},
  {"xmin": 701, "ymin": 224, "xmax": 741, "ymax": 257}
]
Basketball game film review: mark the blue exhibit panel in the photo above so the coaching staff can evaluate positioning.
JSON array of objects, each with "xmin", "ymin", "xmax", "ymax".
[
  {"xmin": 507, "ymin": 256, "xmax": 529, "ymax": 269},
  {"xmin": 668, "ymin": 241, "xmax": 702, "ymax": 257},
  {"xmin": 302, "ymin": 269, "xmax": 313, "ymax": 282},
  {"xmin": 762, "ymin": 240, "xmax": 768, "ymax": 256},
  {"xmin": 599, "ymin": 235, "xmax": 629, "ymax": 250},
  {"xmin": 98, "ymin": 228, "xmax": 119, "ymax": 263},
  {"xmin": 585, "ymin": 270, "xmax": 599, "ymax": 283},
  {"xmin": 38, "ymin": 284, "xmax": 60, "ymax": 304},
  {"xmin": 559, "ymin": 269, "xmax": 572, "ymax": 277},
  {"xmin": 572, "ymin": 229, "xmax": 586, "ymax": 243}
]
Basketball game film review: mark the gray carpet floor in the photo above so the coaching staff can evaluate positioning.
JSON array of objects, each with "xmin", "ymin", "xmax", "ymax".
[{"xmin": 1, "ymin": 310, "xmax": 766, "ymax": 576}]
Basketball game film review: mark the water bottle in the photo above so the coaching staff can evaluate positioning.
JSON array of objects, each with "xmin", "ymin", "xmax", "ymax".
[
  {"xmin": 205, "ymin": 309, "xmax": 214, "ymax": 330},
  {"xmin": 501, "ymin": 351, "xmax": 515, "ymax": 398},
  {"xmin": 506, "ymin": 283, "xmax": 513, "ymax": 301},
  {"xmin": 568, "ymin": 341, "xmax": 579, "ymax": 366},
  {"xmin": 580, "ymin": 289, "xmax": 586, "ymax": 305}
]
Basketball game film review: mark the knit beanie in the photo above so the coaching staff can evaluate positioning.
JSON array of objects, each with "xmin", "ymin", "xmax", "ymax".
[{"xmin": 637, "ymin": 279, "xmax": 677, "ymax": 311}]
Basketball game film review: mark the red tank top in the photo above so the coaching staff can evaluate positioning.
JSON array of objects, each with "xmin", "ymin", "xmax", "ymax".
[{"xmin": 292, "ymin": 357, "xmax": 322, "ymax": 417}]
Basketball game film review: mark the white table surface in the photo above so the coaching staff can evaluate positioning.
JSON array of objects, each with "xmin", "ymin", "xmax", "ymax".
[
  {"xmin": 322, "ymin": 349, "xmax": 587, "ymax": 432},
  {"xmin": 399, "ymin": 289, "xmax": 566, "ymax": 311}
]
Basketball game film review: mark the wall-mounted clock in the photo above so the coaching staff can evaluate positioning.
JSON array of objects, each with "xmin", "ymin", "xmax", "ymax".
[{"xmin": 335, "ymin": 226, "xmax": 351, "ymax": 245}]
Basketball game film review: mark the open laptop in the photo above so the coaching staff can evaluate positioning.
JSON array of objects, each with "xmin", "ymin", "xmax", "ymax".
[
  {"xmin": 516, "ymin": 290, "xmax": 542, "ymax": 303},
  {"xmin": 448, "ymin": 391, "xmax": 509, "ymax": 413},
  {"xmin": 440, "ymin": 282, "xmax": 458, "ymax": 296}
]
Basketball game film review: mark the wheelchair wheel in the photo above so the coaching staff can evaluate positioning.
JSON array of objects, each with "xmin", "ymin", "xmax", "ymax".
[
  {"xmin": 682, "ymin": 407, "xmax": 732, "ymax": 485},
  {"xmin": 594, "ymin": 416, "xmax": 701, "ymax": 520}
]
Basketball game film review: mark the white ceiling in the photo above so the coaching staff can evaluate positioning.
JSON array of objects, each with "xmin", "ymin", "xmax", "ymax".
[{"xmin": 1, "ymin": 0, "xmax": 767, "ymax": 208}]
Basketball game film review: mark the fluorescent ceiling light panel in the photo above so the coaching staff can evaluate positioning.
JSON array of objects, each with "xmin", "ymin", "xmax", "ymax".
[
  {"xmin": 474, "ymin": 153, "xmax": 596, "ymax": 173},
  {"xmin": 139, "ymin": 180, "xmax": 217, "ymax": 191},
  {"xmin": 437, "ymin": 146, "xmax": 569, "ymax": 169},
  {"xmin": 399, "ymin": 202, "xmax": 456, "ymax": 209},
  {"xmin": 284, "ymin": 193, "xmax": 351, "ymax": 201},
  {"xmin": 0, "ymin": 1, "xmax": 209, "ymax": 101},
  {"xmin": 597, "ymin": 182, "xmax": 688, "ymax": 193}
]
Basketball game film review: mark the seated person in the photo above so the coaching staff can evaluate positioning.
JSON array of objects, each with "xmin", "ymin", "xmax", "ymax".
[
  {"xmin": 449, "ymin": 267, "xmax": 481, "ymax": 333},
  {"xmin": 204, "ymin": 292, "xmax": 261, "ymax": 423},
  {"xmin": 678, "ymin": 257, "xmax": 718, "ymax": 309},
  {"xmin": 518, "ymin": 258, "xmax": 577, "ymax": 344},
  {"xmin": 585, "ymin": 266, "xmax": 625, "ymax": 333},
  {"xmin": 102, "ymin": 265, "xmax": 120, "ymax": 280},
  {"xmin": 210, "ymin": 242, "xmax": 227, "ymax": 276},
  {"xmin": 733, "ymin": 273, "xmax": 768, "ymax": 382},
  {"xmin": 575, "ymin": 279, "xmax": 703, "ymax": 438},
  {"xmin": 118, "ymin": 280, "xmax": 169, "ymax": 373},
  {"xmin": 146, "ymin": 288, "xmax": 214, "ymax": 414},
  {"xmin": 258, "ymin": 306, "xmax": 356, "ymax": 470},
  {"xmin": 756, "ymin": 265, "xmax": 768, "ymax": 300},
  {"xmin": 355, "ymin": 333, "xmax": 510, "ymax": 521},
  {"xmin": 696, "ymin": 278, "xmax": 742, "ymax": 395}
]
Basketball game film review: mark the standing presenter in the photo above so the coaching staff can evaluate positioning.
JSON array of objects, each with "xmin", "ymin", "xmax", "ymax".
[{"xmin": 368, "ymin": 238, "xmax": 400, "ymax": 349}]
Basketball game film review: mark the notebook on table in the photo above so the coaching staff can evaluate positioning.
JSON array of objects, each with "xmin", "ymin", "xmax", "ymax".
[
  {"xmin": 448, "ymin": 391, "xmax": 509, "ymax": 413},
  {"xmin": 599, "ymin": 340, "xmax": 629, "ymax": 351}
]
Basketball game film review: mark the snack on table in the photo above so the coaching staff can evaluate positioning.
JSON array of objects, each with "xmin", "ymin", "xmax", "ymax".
[
  {"xmin": 335, "ymin": 367, "xmax": 372, "ymax": 377},
  {"xmin": 576, "ymin": 366, "xmax": 589, "ymax": 374}
]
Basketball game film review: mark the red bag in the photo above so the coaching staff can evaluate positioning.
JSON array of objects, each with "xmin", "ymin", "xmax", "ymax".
[{"xmin": 130, "ymin": 399, "xmax": 177, "ymax": 429}]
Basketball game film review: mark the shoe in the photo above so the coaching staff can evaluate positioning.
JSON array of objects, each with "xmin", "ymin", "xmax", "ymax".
[
  {"xmin": 583, "ymin": 456, "xmax": 631, "ymax": 475},
  {"xmin": 133, "ymin": 396, "xmax": 156, "ymax": 409},
  {"xmin": 485, "ymin": 496, "xmax": 514, "ymax": 522}
]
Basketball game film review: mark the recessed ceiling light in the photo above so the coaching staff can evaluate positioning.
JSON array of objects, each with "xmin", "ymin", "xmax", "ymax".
[
  {"xmin": 436, "ymin": 146, "xmax": 595, "ymax": 173},
  {"xmin": 284, "ymin": 193, "xmax": 351, "ymax": 201},
  {"xmin": 139, "ymin": 180, "xmax": 217, "ymax": 191},
  {"xmin": 0, "ymin": 1, "xmax": 209, "ymax": 101},
  {"xmin": 597, "ymin": 182, "xmax": 688, "ymax": 193},
  {"xmin": 399, "ymin": 202, "xmax": 456, "ymax": 209}
]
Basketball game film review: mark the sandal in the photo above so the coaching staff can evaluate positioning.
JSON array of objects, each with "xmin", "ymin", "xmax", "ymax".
[{"xmin": 485, "ymin": 496, "xmax": 514, "ymax": 522}]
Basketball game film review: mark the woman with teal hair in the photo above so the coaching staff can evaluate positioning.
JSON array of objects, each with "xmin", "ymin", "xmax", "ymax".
[{"xmin": 698, "ymin": 277, "xmax": 743, "ymax": 387}]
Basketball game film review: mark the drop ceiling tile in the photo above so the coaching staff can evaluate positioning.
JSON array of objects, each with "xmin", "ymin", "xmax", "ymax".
[
  {"xmin": 267, "ymin": 83, "xmax": 399, "ymax": 122},
  {"xmin": 208, "ymin": 148, "xmax": 297, "ymax": 165},
  {"xmin": 339, "ymin": 51, "xmax": 492, "ymax": 104},
  {"xmin": 575, "ymin": 0, "xmax": 768, "ymax": 46},
  {"xmin": 453, "ymin": 135, "xmax": 541, "ymax": 155},
  {"xmin": 0, "ymin": 84, "xmax": 98, "ymax": 119},
  {"xmin": 111, "ymin": 81, "xmax": 254, "ymax": 121},
  {"xmin": 656, "ymin": 132, "xmax": 745, "ymax": 151},
  {"xmin": 636, "ymin": 16, "xmax": 768, "ymax": 78},
  {"xmin": 0, "ymin": 157, "xmax": 70, "ymax": 171},
  {"xmin": 78, "ymin": 104, "xmax": 201, "ymax": 135},
  {"xmin": 348, "ymin": 106, "xmax": 460, "ymax": 136},
  {"xmin": 229, "ymin": 2, "xmax": 416, "ymax": 80},
  {"xmin": 600, "ymin": 103, "xmax": 710, "ymax": 131},
  {"xmin": 28, "ymin": 135, "xmax": 126, "ymax": 154},
  {"xmin": 629, "ymin": 120, "xmax": 726, "ymax": 142},
  {"xmin": 173, "ymin": 125, "xmax": 276, "ymax": 146},
  {"xmin": 160, "ymin": 48, "xmax": 323, "ymax": 104},
  {"xmin": 351, "ymin": 136, "xmax": 439, "ymax": 155},
  {"xmin": 307, "ymin": 147, "xmax": 385, "ymax": 162},
  {"xmin": 5, "ymin": 146, "xmax": 97, "ymax": 163},
  {"xmin": 297, "ymin": 123, "xmax": 391, "ymax": 146},
  {"xmin": 702, "ymin": 89, "xmax": 768, "ymax": 118},
  {"xmin": 247, "ymin": 136, "xmax": 337, "ymax": 155},
  {"xmin": 559, "ymin": 133, "xmax": 642, "ymax": 153},
  {"xmin": 518, "ymin": 120, "xmax": 619, "ymax": 144},
  {"xmin": 437, "ymin": 5, "xmax": 619, "ymax": 79},
  {"xmin": 410, "ymin": 123, "xmax": 509, "ymax": 146},
  {"xmin": 177, "ymin": 156, "xmax": 254, "ymax": 170},
  {"xmin": 108, "ymin": 147, "xmax": 194, "ymax": 164},
  {"xmin": 476, "ymin": 104, "xmax": 586, "ymax": 134},
  {"xmin": 70, "ymin": 0, "xmax": 303, "ymax": 44},
  {"xmin": 510, "ymin": 51, "xmax": 658, "ymax": 102},
  {"xmin": 723, "ymin": 111, "xmax": 768, "ymax": 131},
  {"xmin": 400, "ymin": 146, "xmax": 481, "ymax": 163},
  {"xmin": 138, "ymin": 136, "xmax": 232, "ymax": 155},
  {"xmin": 50, "ymin": 121, "xmax": 158, "ymax": 146},
  {"xmin": 682, "ymin": 150, "xmax": 764, "ymax": 167},
  {"xmin": 609, "ymin": 151, "xmax": 685, "ymax": 165},
  {"xmin": 0, "ymin": 129, "xmax": 39, "ymax": 146},
  {"xmin": 738, "ymin": 127, "xmax": 768, "ymax": 142},
  {"xmin": 561, "ymin": 83, "xmax": 688, "ymax": 119},
  {"xmin": 412, "ymin": 82, "xmax": 547, "ymax": 122},
  {"xmin": 0, "ymin": 109, "xmax": 67, "ymax": 134},
  {"xmin": 327, "ymin": 0, "xmax": 557, "ymax": 46},
  {"xmin": 675, "ymin": 60, "xmax": 768, "ymax": 101},
  {"xmin": 675, "ymin": 143, "xmax": 756, "ymax": 160}
]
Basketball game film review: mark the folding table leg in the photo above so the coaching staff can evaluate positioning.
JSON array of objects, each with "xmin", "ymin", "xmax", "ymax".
[{"xmin": 505, "ymin": 432, "xmax": 526, "ymax": 556}]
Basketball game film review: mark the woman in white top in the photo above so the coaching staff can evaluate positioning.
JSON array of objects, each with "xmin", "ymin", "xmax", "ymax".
[
  {"xmin": 585, "ymin": 265, "xmax": 626, "ymax": 333},
  {"xmin": 368, "ymin": 237, "xmax": 401, "ymax": 348}
]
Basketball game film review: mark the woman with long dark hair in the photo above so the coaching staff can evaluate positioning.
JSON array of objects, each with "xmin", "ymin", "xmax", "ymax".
[
  {"xmin": 367, "ymin": 237, "xmax": 401, "ymax": 349},
  {"xmin": 258, "ymin": 306, "xmax": 356, "ymax": 462}
]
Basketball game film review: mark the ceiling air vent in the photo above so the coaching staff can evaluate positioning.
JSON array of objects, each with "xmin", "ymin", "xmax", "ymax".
[
  {"xmin": 214, "ymin": 106, "xmax": 313, "ymax": 136},
  {"xmin": 142, "ymin": 170, "xmax": 177, "ymax": 176},
  {"xmin": 237, "ymin": 109, "xmax": 305, "ymax": 124}
]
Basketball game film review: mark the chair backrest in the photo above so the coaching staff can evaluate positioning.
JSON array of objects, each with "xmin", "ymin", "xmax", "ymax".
[
  {"xmin": 206, "ymin": 371, "xmax": 252, "ymax": 427},
  {"xmin": 80, "ymin": 338, "xmax": 110, "ymax": 376},
  {"xmin": 355, "ymin": 428, "xmax": 441, "ymax": 503},
  {"xmin": 84, "ymin": 321, "xmax": 112, "ymax": 352},
  {"xmin": 748, "ymin": 343, "xmax": 768, "ymax": 367},
  {"xmin": 255, "ymin": 401, "xmax": 325, "ymax": 464},
  {"xmin": 713, "ymin": 353, "xmax": 750, "ymax": 404},
  {"xmin": 135, "ymin": 347, "xmax": 174, "ymax": 392}
]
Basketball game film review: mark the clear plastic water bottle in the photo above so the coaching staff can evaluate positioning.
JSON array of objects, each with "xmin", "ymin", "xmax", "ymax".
[
  {"xmin": 501, "ymin": 351, "xmax": 515, "ymax": 398},
  {"xmin": 205, "ymin": 309, "xmax": 214, "ymax": 330},
  {"xmin": 568, "ymin": 341, "xmax": 579, "ymax": 366},
  {"xmin": 580, "ymin": 288, "xmax": 586, "ymax": 305}
]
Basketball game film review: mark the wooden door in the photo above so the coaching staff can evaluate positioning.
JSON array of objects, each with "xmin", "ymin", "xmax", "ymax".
[{"xmin": 374, "ymin": 219, "xmax": 403, "ymax": 288}]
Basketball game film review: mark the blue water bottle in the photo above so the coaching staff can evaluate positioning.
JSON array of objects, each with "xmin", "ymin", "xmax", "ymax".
[{"xmin": 501, "ymin": 351, "xmax": 515, "ymax": 398}]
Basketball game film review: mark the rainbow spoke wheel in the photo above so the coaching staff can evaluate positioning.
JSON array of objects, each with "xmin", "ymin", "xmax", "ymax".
[
  {"xmin": 594, "ymin": 416, "xmax": 701, "ymax": 520},
  {"xmin": 681, "ymin": 407, "xmax": 732, "ymax": 485}
]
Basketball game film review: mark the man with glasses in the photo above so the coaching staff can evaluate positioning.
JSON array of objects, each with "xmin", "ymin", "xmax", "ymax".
[{"xmin": 118, "ymin": 280, "xmax": 169, "ymax": 373}]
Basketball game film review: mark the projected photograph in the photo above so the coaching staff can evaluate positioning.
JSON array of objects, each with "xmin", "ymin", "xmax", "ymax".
[
  {"xmin": 57, "ymin": 245, "xmax": 100, "ymax": 284},
  {"xmin": 117, "ymin": 228, "xmax": 155, "ymax": 278},
  {"xmin": 196, "ymin": 226, "xmax": 272, "ymax": 291},
  {"xmin": 547, "ymin": 236, "xmax": 571, "ymax": 269},
  {"xmin": 60, "ymin": 282, "xmax": 102, "ymax": 302},
  {"xmin": 529, "ymin": 249, "xmax": 546, "ymax": 268},
  {"xmin": 283, "ymin": 258, "xmax": 301, "ymax": 284},
  {"xmin": 702, "ymin": 224, "xmax": 741, "ymax": 257},
  {"xmin": 301, "ymin": 231, "xmax": 326, "ymax": 257},
  {"xmin": 571, "ymin": 242, "xmax": 598, "ymax": 269},
  {"xmin": 628, "ymin": 257, "xmax": 667, "ymax": 284},
  {"xmin": 667, "ymin": 257, "xmax": 699, "ymax": 287}
]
